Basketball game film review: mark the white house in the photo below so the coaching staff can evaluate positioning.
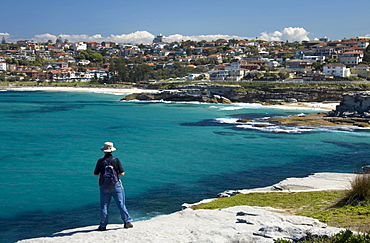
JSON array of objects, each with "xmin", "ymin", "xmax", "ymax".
[
  {"xmin": 358, "ymin": 41, "xmax": 369, "ymax": 49},
  {"xmin": 302, "ymin": 56, "xmax": 325, "ymax": 63},
  {"xmin": 209, "ymin": 70, "xmax": 228, "ymax": 80},
  {"xmin": 323, "ymin": 63, "xmax": 351, "ymax": 77},
  {"xmin": 73, "ymin": 42, "xmax": 87, "ymax": 51},
  {"xmin": 0, "ymin": 62, "xmax": 7, "ymax": 71},
  {"xmin": 77, "ymin": 59, "xmax": 90, "ymax": 65},
  {"xmin": 187, "ymin": 73, "xmax": 205, "ymax": 80}
]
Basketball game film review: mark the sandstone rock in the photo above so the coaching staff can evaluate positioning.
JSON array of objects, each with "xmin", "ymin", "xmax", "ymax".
[
  {"xmin": 18, "ymin": 206, "xmax": 345, "ymax": 243},
  {"xmin": 331, "ymin": 92, "xmax": 370, "ymax": 118}
]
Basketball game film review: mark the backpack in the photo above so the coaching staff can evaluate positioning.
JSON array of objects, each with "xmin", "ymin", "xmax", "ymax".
[{"xmin": 100, "ymin": 158, "xmax": 119, "ymax": 189}]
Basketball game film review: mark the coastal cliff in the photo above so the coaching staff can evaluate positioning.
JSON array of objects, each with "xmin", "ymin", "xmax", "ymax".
[{"xmin": 122, "ymin": 83, "xmax": 347, "ymax": 103}]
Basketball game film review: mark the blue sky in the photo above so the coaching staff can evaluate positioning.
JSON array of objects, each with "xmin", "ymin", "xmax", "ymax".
[{"xmin": 1, "ymin": 0, "xmax": 369, "ymax": 43}]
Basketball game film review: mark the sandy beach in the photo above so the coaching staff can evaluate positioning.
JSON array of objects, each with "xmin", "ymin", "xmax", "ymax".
[
  {"xmin": 2, "ymin": 86, "xmax": 339, "ymax": 111},
  {"xmin": 272, "ymin": 102, "xmax": 339, "ymax": 111},
  {"xmin": 2, "ymin": 86, "xmax": 160, "ymax": 95}
]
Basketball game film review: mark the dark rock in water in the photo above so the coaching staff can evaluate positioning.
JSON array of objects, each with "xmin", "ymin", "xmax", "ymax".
[{"xmin": 122, "ymin": 86, "xmax": 233, "ymax": 104}]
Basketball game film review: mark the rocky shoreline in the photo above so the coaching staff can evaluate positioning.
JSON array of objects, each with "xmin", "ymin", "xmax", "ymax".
[
  {"xmin": 265, "ymin": 92, "xmax": 370, "ymax": 128},
  {"xmin": 122, "ymin": 83, "xmax": 347, "ymax": 104},
  {"xmin": 123, "ymin": 86, "xmax": 370, "ymax": 128},
  {"xmin": 266, "ymin": 112, "xmax": 370, "ymax": 128},
  {"xmin": 18, "ymin": 173, "xmax": 356, "ymax": 243}
]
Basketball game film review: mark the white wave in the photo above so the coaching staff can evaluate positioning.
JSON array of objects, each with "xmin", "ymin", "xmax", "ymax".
[
  {"xmin": 209, "ymin": 103, "xmax": 267, "ymax": 111},
  {"xmin": 213, "ymin": 114, "xmax": 370, "ymax": 134},
  {"xmin": 121, "ymin": 99, "xmax": 202, "ymax": 104},
  {"xmin": 217, "ymin": 106, "xmax": 246, "ymax": 111},
  {"xmin": 215, "ymin": 118, "xmax": 240, "ymax": 124},
  {"xmin": 213, "ymin": 117, "xmax": 312, "ymax": 133},
  {"xmin": 237, "ymin": 123, "xmax": 313, "ymax": 134}
]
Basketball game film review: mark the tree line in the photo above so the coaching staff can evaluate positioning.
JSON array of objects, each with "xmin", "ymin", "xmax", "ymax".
[{"xmin": 108, "ymin": 58, "xmax": 206, "ymax": 83}]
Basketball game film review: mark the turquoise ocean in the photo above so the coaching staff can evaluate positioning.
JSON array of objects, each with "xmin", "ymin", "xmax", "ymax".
[{"xmin": 1, "ymin": 90, "xmax": 370, "ymax": 242}]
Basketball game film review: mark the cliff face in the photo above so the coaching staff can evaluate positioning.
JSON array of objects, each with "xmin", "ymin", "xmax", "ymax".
[
  {"xmin": 329, "ymin": 91, "xmax": 370, "ymax": 118},
  {"xmin": 122, "ymin": 84, "xmax": 345, "ymax": 103}
]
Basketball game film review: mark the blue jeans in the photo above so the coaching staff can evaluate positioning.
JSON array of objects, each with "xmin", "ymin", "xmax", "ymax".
[{"xmin": 99, "ymin": 181, "xmax": 132, "ymax": 227}]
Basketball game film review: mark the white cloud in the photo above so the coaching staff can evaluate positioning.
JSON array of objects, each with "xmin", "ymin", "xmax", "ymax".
[
  {"xmin": 33, "ymin": 33, "xmax": 58, "ymax": 42},
  {"xmin": 32, "ymin": 31, "xmax": 155, "ymax": 44},
  {"xmin": 19, "ymin": 28, "xmax": 310, "ymax": 44},
  {"xmin": 260, "ymin": 27, "xmax": 310, "ymax": 42},
  {"xmin": 166, "ymin": 34, "xmax": 246, "ymax": 43},
  {"xmin": 0, "ymin": 33, "xmax": 10, "ymax": 36},
  {"xmin": 29, "ymin": 31, "xmax": 249, "ymax": 44}
]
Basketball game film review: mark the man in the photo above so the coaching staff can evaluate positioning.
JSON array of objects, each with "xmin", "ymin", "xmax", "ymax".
[{"xmin": 94, "ymin": 142, "xmax": 133, "ymax": 231}]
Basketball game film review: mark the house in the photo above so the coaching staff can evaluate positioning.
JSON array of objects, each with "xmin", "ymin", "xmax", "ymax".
[
  {"xmin": 0, "ymin": 63, "xmax": 7, "ymax": 71},
  {"xmin": 323, "ymin": 63, "xmax": 351, "ymax": 77},
  {"xmin": 302, "ymin": 56, "xmax": 325, "ymax": 63},
  {"xmin": 101, "ymin": 42, "xmax": 116, "ymax": 48},
  {"xmin": 187, "ymin": 73, "xmax": 206, "ymax": 80},
  {"xmin": 73, "ymin": 42, "xmax": 87, "ymax": 51},
  {"xmin": 24, "ymin": 69, "xmax": 43, "ymax": 79},
  {"xmin": 207, "ymin": 54, "xmax": 223, "ymax": 63},
  {"xmin": 77, "ymin": 59, "xmax": 91, "ymax": 65},
  {"xmin": 86, "ymin": 42, "xmax": 101, "ymax": 50},
  {"xmin": 208, "ymin": 70, "xmax": 228, "ymax": 80},
  {"xmin": 227, "ymin": 68, "xmax": 248, "ymax": 81},
  {"xmin": 286, "ymin": 59, "xmax": 312, "ymax": 72},
  {"xmin": 121, "ymin": 48, "xmax": 136, "ymax": 57},
  {"xmin": 351, "ymin": 64, "xmax": 370, "ymax": 79},
  {"xmin": 338, "ymin": 51, "xmax": 364, "ymax": 66},
  {"xmin": 314, "ymin": 46, "xmax": 336, "ymax": 58},
  {"xmin": 224, "ymin": 62, "xmax": 240, "ymax": 71},
  {"xmin": 357, "ymin": 41, "xmax": 369, "ymax": 49}
]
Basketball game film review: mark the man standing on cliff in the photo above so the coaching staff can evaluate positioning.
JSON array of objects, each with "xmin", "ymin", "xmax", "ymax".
[{"xmin": 94, "ymin": 142, "xmax": 133, "ymax": 231}]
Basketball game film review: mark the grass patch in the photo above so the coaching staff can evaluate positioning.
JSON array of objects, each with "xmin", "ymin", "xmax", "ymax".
[{"xmin": 191, "ymin": 190, "xmax": 370, "ymax": 232}]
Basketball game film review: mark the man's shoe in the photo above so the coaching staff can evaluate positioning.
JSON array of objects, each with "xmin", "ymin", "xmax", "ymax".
[
  {"xmin": 98, "ymin": 226, "xmax": 106, "ymax": 231},
  {"xmin": 124, "ymin": 222, "xmax": 133, "ymax": 228}
]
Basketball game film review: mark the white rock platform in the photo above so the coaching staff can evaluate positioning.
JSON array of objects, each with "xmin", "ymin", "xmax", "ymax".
[{"xmin": 18, "ymin": 173, "xmax": 357, "ymax": 243}]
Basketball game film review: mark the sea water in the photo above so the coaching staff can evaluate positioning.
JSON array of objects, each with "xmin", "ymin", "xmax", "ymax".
[{"xmin": 1, "ymin": 90, "xmax": 370, "ymax": 242}]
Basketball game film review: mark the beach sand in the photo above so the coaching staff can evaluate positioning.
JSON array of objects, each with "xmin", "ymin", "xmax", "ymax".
[
  {"xmin": 271, "ymin": 102, "xmax": 339, "ymax": 111},
  {"xmin": 3, "ymin": 86, "xmax": 339, "ymax": 111},
  {"xmin": 2, "ymin": 86, "xmax": 160, "ymax": 95}
]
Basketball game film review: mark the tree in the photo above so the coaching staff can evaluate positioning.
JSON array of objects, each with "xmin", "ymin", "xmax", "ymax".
[
  {"xmin": 1, "ymin": 37, "xmax": 6, "ymax": 44},
  {"xmin": 260, "ymin": 64, "xmax": 269, "ymax": 71},
  {"xmin": 312, "ymin": 62, "xmax": 324, "ymax": 71},
  {"xmin": 278, "ymin": 72, "xmax": 290, "ymax": 80},
  {"xmin": 77, "ymin": 49, "xmax": 104, "ymax": 63},
  {"xmin": 362, "ymin": 45, "xmax": 370, "ymax": 64}
]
